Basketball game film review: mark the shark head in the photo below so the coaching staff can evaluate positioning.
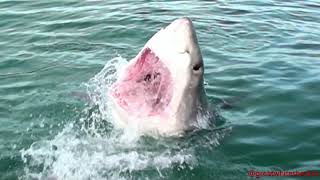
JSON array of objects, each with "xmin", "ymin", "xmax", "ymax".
[{"xmin": 109, "ymin": 17, "xmax": 209, "ymax": 135}]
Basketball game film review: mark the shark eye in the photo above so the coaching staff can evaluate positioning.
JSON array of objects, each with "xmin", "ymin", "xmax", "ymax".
[{"xmin": 193, "ymin": 64, "xmax": 201, "ymax": 71}]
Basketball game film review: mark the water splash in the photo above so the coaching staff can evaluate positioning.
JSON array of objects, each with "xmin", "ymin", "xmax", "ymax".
[{"xmin": 20, "ymin": 57, "xmax": 229, "ymax": 180}]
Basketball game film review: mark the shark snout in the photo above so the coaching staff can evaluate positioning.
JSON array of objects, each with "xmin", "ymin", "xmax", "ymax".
[
  {"xmin": 164, "ymin": 17, "xmax": 198, "ymax": 55},
  {"xmin": 176, "ymin": 17, "xmax": 193, "ymax": 25},
  {"xmin": 169, "ymin": 17, "xmax": 193, "ymax": 29}
]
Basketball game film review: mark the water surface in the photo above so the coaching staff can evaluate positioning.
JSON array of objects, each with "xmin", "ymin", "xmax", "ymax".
[{"xmin": 1, "ymin": 0, "xmax": 320, "ymax": 179}]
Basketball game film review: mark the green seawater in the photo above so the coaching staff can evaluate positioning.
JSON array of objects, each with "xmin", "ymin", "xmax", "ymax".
[{"xmin": 1, "ymin": 0, "xmax": 320, "ymax": 179}]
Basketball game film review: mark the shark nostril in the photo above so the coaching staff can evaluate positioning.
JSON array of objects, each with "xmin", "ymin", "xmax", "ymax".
[{"xmin": 193, "ymin": 64, "xmax": 201, "ymax": 71}]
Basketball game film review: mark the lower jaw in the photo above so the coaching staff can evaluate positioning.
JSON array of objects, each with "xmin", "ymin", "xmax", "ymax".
[{"xmin": 109, "ymin": 101, "xmax": 183, "ymax": 135}]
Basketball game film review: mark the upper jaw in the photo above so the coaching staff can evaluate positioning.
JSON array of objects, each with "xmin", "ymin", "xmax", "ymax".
[
  {"xmin": 138, "ymin": 17, "xmax": 202, "ymax": 112},
  {"xmin": 144, "ymin": 17, "xmax": 202, "ymax": 70}
]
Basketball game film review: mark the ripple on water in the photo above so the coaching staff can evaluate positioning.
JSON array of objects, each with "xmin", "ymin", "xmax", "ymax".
[{"xmin": 0, "ymin": 0, "xmax": 319, "ymax": 179}]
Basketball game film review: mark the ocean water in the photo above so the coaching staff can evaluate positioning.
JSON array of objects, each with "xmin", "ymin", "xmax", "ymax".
[{"xmin": 1, "ymin": 0, "xmax": 320, "ymax": 179}]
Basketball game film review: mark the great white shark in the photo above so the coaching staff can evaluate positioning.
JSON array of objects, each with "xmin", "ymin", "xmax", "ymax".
[{"xmin": 108, "ymin": 17, "xmax": 211, "ymax": 136}]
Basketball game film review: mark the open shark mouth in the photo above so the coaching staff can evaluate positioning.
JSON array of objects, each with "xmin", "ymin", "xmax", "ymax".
[{"xmin": 109, "ymin": 48, "xmax": 173, "ymax": 117}]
